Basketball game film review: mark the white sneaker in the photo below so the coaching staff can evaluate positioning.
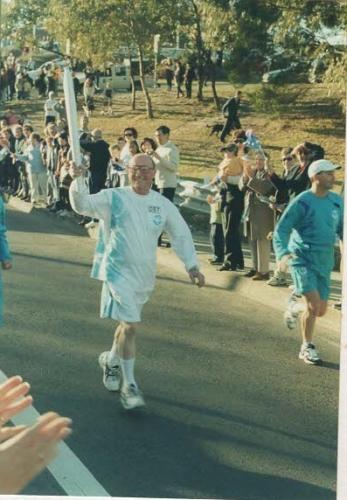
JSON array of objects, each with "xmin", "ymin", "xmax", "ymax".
[
  {"xmin": 98, "ymin": 351, "xmax": 121, "ymax": 391},
  {"xmin": 284, "ymin": 310, "xmax": 298, "ymax": 329},
  {"xmin": 299, "ymin": 343, "xmax": 322, "ymax": 365},
  {"xmin": 120, "ymin": 384, "xmax": 145, "ymax": 410},
  {"xmin": 267, "ymin": 275, "xmax": 287, "ymax": 286},
  {"xmin": 85, "ymin": 221, "xmax": 96, "ymax": 229}
]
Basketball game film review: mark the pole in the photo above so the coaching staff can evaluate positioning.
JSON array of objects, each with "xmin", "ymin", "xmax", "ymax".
[
  {"xmin": 336, "ymin": 87, "xmax": 347, "ymax": 499},
  {"xmin": 0, "ymin": 0, "xmax": 2, "ymax": 61}
]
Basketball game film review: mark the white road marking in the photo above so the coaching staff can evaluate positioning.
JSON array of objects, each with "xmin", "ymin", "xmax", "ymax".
[{"xmin": 0, "ymin": 370, "xmax": 110, "ymax": 497}]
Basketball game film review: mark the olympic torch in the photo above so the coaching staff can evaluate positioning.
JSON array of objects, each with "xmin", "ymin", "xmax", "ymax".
[{"xmin": 63, "ymin": 65, "xmax": 82, "ymax": 166}]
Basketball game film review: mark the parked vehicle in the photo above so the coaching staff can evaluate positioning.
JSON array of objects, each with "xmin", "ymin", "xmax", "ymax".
[
  {"xmin": 97, "ymin": 59, "xmax": 154, "ymax": 91},
  {"xmin": 262, "ymin": 61, "xmax": 309, "ymax": 84}
]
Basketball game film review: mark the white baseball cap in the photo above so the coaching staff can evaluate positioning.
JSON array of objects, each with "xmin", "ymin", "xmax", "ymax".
[{"xmin": 308, "ymin": 159, "xmax": 341, "ymax": 179}]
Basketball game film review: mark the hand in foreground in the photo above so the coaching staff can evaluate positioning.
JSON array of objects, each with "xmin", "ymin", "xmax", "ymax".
[
  {"xmin": 0, "ymin": 376, "xmax": 32, "ymax": 427},
  {"xmin": 0, "ymin": 412, "xmax": 72, "ymax": 494},
  {"xmin": 1, "ymin": 261, "xmax": 12, "ymax": 270},
  {"xmin": 188, "ymin": 268, "xmax": 205, "ymax": 288}
]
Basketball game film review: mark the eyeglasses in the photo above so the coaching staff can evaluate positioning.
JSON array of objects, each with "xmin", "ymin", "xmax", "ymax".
[
  {"xmin": 128, "ymin": 166, "xmax": 154, "ymax": 173},
  {"xmin": 282, "ymin": 156, "xmax": 293, "ymax": 162}
]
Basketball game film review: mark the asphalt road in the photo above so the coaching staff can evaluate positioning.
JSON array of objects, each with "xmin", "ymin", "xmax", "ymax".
[{"xmin": 0, "ymin": 205, "xmax": 340, "ymax": 499}]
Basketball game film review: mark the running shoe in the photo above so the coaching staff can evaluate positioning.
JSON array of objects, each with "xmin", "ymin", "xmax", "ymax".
[
  {"xmin": 267, "ymin": 275, "xmax": 288, "ymax": 286},
  {"xmin": 299, "ymin": 343, "xmax": 322, "ymax": 365},
  {"xmin": 283, "ymin": 310, "xmax": 299, "ymax": 329},
  {"xmin": 120, "ymin": 384, "xmax": 145, "ymax": 410},
  {"xmin": 98, "ymin": 351, "xmax": 121, "ymax": 391}
]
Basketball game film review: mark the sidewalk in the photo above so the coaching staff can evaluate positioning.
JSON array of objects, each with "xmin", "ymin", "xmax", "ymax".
[{"xmin": 8, "ymin": 196, "xmax": 342, "ymax": 336}]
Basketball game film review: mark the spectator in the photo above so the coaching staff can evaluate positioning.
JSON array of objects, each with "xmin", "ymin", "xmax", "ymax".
[
  {"xmin": 119, "ymin": 128, "xmax": 138, "ymax": 187},
  {"xmin": 214, "ymin": 143, "xmax": 244, "ymax": 271},
  {"xmin": 163, "ymin": 58, "xmax": 174, "ymax": 91},
  {"xmin": 80, "ymin": 128, "xmax": 110, "ymax": 228},
  {"xmin": 18, "ymin": 124, "xmax": 34, "ymax": 201},
  {"xmin": 184, "ymin": 63, "xmax": 195, "ymax": 99},
  {"xmin": 102, "ymin": 83, "xmax": 113, "ymax": 115},
  {"xmin": 266, "ymin": 142, "xmax": 324, "ymax": 201},
  {"xmin": 72, "ymin": 72, "xmax": 81, "ymax": 99},
  {"xmin": 220, "ymin": 90, "xmax": 242, "ymax": 143},
  {"xmin": 44, "ymin": 126, "xmax": 60, "ymax": 211},
  {"xmin": 34, "ymin": 68, "xmax": 47, "ymax": 97},
  {"xmin": 0, "ymin": 69, "xmax": 7, "ymax": 103},
  {"xmin": 267, "ymin": 147, "xmax": 297, "ymax": 287},
  {"xmin": 44, "ymin": 91, "xmax": 58, "ymax": 126},
  {"xmin": 83, "ymin": 77, "xmax": 97, "ymax": 117},
  {"xmin": 56, "ymin": 132, "xmax": 72, "ymax": 218},
  {"xmin": 105, "ymin": 144, "xmax": 123, "ymax": 188},
  {"xmin": 174, "ymin": 61, "xmax": 184, "ymax": 98},
  {"xmin": 13, "ymin": 133, "xmax": 47, "ymax": 205},
  {"xmin": 240, "ymin": 152, "xmax": 276, "ymax": 280},
  {"xmin": 11, "ymin": 125, "xmax": 26, "ymax": 196},
  {"xmin": 150, "ymin": 125, "xmax": 180, "ymax": 247},
  {"xmin": 207, "ymin": 192, "xmax": 224, "ymax": 265}
]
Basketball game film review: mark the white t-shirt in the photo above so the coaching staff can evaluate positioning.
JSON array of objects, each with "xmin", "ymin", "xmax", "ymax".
[{"xmin": 69, "ymin": 180, "xmax": 198, "ymax": 320}]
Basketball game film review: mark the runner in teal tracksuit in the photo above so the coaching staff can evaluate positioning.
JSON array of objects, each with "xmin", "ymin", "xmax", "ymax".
[{"xmin": 273, "ymin": 159, "xmax": 343, "ymax": 365}]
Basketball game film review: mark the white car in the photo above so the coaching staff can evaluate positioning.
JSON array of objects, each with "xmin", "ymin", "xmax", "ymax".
[{"xmin": 27, "ymin": 60, "xmax": 85, "ymax": 87}]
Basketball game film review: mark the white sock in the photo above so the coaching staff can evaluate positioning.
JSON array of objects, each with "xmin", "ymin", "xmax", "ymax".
[
  {"xmin": 107, "ymin": 344, "xmax": 120, "ymax": 367},
  {"xmin": 120, "ymin": 358, "xmax": 137, "ymax": 388}
]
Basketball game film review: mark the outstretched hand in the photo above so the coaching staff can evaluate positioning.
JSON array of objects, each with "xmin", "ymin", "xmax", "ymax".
[
  {"xmin": 0, "ymin": 376, "xmax": 32, "ymax": 427},
  {"xmin": 0, "ymin": 412, "xmax": 72, "ymax": 494}
]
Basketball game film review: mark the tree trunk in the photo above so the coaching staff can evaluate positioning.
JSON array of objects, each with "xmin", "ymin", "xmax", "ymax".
[
  {"xmin": 127, "ymin": 49, "xmax": 136, "ymax": 110},
  {"xmin": 191, "ymin": 0, "xmax": 205, "ymax": 101},
  {"xmin": 137, "ymin": 45, "xmax": 153, "ymax": 118},
  {"xmin": 210, "ymin": 60, "xmax": 220, "ymax": 110}
]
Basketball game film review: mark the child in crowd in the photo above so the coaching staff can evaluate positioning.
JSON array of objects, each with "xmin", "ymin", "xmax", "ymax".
[
  {"xmin": 105, "ymin": 144, "xmax": 124, "ymax": 188},
  {"xmin": 102, "ymin": 83, "xmax": 113, "ymax": 115}
]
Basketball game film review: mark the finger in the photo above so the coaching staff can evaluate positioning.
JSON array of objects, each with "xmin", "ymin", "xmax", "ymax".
[
  {"xmin": 39, "ymin": 416, "xmax": 72, "ymax": 439},
  {"xmin": 1, "ymin": 395, "xmax": 33, "ymax": 423},
  {"xmin": 0, "ymin": 382, "xmax": 31, "ymax": 410},
  {"xmin": 0, "ymin": 376, "xmax": 23, "ymax": 398},
  {"xmin": 0, "ymin": 425, "xmax": 27, "ymax": 443}
]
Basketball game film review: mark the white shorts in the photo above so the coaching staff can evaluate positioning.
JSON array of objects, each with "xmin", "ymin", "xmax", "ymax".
[{"xmin": 100, "ymin": 281, "xmax": 149, "ymax": 323}]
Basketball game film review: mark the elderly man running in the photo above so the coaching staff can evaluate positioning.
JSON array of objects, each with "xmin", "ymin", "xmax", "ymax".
[{"xmin": 69, "ymin": 153, "xmax": 205, "ymax": 410}]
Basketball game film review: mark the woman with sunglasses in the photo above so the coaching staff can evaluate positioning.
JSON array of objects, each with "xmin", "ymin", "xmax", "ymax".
[
  {"xmin": 267, "ymin": 148, "xmax": 296, "ymax": 286},
  {"xmin": 119, "ymin": 128, "xmax": 139, "ymax": 187}
]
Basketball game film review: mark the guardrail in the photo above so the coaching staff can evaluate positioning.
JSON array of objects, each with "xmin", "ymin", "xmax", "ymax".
[{"xmin": 175, "ymin": 178, "xmax": 212, "ymax": 214}]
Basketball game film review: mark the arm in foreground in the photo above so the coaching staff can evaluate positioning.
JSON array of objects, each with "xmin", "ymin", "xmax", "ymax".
[
  {"xmin": 0, "ymin": 376, "xmax": 72, "ymax": 494},
  {"xmin": 164, "ymin": 202, "xmax": 205, "ymax": 287},
  {"xmin": 69, "ymin": 162, "xmax": 109, "ymax": 220}
]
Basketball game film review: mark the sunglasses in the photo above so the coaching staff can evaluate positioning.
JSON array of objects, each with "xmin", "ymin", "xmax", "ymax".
[{"xmin": 282, "ymin": 156, "xmax": 293, "ymax": 162}]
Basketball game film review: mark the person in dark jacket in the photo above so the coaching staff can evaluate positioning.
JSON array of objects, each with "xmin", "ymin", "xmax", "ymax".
[
  {"xmin": 266, "ymin": 142, "xmax": 325, "ymax": 201},
  {"xmin": 220, "ymin": 90, "xmax": 242, "ymax": 142},
  {"xmin": 80, "ymin": 128, "xmax": 110, "ymax": 195},
  {"xmin": 184, "ymin": 63, "xmax": 195, "ymax": 99}
]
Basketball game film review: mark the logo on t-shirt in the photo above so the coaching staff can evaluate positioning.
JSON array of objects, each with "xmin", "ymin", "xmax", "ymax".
[{"xmin": 153, "ymin": 214, "xmax": 162, "ymax": 226}]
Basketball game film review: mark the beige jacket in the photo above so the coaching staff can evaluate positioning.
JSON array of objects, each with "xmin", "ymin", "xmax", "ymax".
[{"xmin": 154, "ymin": 140, "xmax": 179, "ymax": 189}]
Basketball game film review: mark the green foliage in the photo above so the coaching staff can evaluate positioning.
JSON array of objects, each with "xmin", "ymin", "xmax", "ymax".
[{"xmin": 247, "ymin": 84, "xmax": 302, "ymax": 115}]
